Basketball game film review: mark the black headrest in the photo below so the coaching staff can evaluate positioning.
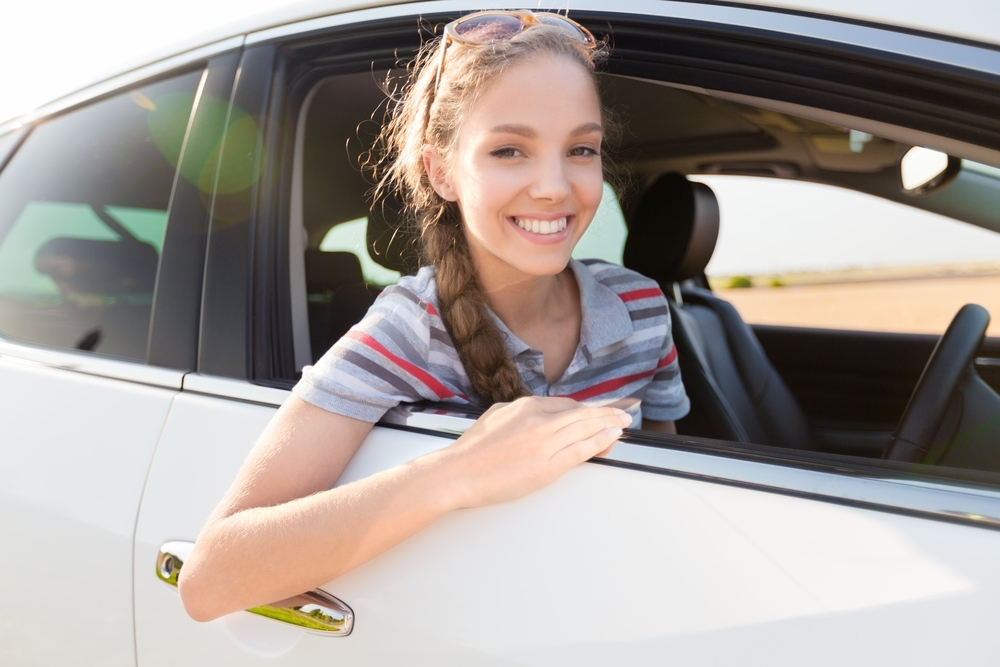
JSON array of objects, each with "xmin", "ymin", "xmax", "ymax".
[
  {"xmin": 34, "ymin": 238, "xmax": 158, "ymax": 295},
  {"xmin": 366, "ymin": 195, "xmax": 420, "ymax": 276},
  {"xmin": 304, "ymin": 250, "xmax": 364, "ymax": 293},
  {"xmin": 623, "ymin": 173, "xmax": 720, "ymax": 284}
]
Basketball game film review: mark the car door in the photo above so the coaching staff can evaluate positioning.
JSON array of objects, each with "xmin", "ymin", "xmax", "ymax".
[
  {"xmin": 132, "ymin": 2, "xmax": 1000, "ymax": 665},
  {"xmin": 137, "ymin": 398, "xmax": 1000, "ymax": 665},
  {"xmin": 0, "ymin": 48, "xmax": 238, "ymax": 665}
]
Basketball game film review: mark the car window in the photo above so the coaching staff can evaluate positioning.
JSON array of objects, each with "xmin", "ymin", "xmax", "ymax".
[
  {"xmin": 0, "ymin": 130, "xmax": 24, "ymax": 168},
  {"xmin": 699, "ymin": 174, "xmax": 1000, "ymax": 336},
  {"xmin": 0, "ymin": 70, "xmax": 202, "ymax": 359},
  {"xmin": 572, "ymin": 182, "xmax": 627, "ymax": 265},
  {"xmin": 319, "ymin": 217, "xmax": 402, "ymax": 286}
]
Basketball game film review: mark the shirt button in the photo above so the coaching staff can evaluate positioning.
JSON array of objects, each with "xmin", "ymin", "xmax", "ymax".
[{"xmin": 524, "ymin": 359, "xmax": 536, "ymax": 369}]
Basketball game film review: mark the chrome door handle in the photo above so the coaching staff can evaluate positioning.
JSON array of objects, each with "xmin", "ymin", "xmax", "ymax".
[{"xmin": 157, "ymin": 540, "xmax": 354, "ymax": 636}]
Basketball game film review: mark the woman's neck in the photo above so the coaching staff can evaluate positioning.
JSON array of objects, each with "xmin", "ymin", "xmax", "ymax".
[
  {"xmin": 476, "ymin": 262, "xmax": 572, "ymax": 329},
  {"xmin": 474, "ymin": 258, "xmax": 583, "ymax": 384}
]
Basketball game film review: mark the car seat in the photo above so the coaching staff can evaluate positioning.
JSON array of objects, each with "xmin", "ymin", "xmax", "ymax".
[
  {"xmin": 304, "ymin": 250, "xmax": 377, "ymax": 362},
  {"xmin": 624, "ymin": 173, "xmax": 821, "ymax": 450}
]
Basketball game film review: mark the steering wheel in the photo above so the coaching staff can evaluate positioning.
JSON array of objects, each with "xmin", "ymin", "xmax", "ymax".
[{"xmin": 883, "ymin": 304, "xmax": 990, "ymax": 463}]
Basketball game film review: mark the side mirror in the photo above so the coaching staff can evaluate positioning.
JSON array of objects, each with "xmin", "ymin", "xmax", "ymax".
[{"xmin": 899, "ymin": 146, "xmax": 961, "ymax": 196}]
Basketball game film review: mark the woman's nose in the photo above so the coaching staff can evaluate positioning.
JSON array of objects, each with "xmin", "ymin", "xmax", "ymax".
[{"xmin": 527, "ymin": 155, "xmax": 572, "ymax": 202}]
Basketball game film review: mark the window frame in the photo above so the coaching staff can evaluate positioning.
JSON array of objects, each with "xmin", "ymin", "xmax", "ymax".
[{"xmin": 234, "ymin": 4, "xmax": 1000, "ymax": 513}]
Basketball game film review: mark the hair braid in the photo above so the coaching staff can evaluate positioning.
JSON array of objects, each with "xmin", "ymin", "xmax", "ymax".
[{"xmin": 421, "ymin": 211, "xmax": 528, "ymax": 404}]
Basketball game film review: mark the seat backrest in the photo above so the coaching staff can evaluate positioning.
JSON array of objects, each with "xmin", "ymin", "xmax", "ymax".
[
  {"xmin": 625, "ymin": 174, "xmax": 819, "ymax": 450},
  {"xmin": 681, "ymin": 286, "xmax": 819, "ymax": 449},
  {"xmin": 304, "ymin": 250, "xmax": 377, "ymax": 361}
]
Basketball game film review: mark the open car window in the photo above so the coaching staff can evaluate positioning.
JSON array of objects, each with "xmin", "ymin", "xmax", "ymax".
[
  {"xmin": 269, "ymin": 17, "xmax": 1000, "ymax": 494},
  {"xmin": 702, "ymin": 174, "xmax": 1000, "ymax": 336}
]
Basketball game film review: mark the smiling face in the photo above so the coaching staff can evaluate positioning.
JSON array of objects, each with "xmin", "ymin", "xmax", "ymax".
[{"xmin": 425, "ymin": 54, "xmax": 605, "ymax": 284}]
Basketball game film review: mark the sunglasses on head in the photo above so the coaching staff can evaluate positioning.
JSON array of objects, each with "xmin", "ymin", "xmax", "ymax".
[
  {"xmin": 427, "ymin": 11, "xmax": 597, "ymax": 123},
  {"xmin": 443, "ymin": 10, "xmax": 596, "ymax": 47}
]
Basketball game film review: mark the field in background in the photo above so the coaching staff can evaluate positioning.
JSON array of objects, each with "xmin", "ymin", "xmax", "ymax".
[{"xmin": 711, "ymin": 263, "xmax": 1000, "ymax": 337}]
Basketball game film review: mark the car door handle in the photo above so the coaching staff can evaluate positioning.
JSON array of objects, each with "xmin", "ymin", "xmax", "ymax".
[{"xmin": 156, "ymin": 540, "xmax": 354, "ymax": 636}]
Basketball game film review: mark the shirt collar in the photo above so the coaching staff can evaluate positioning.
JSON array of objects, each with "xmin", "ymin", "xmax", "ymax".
[
  {"xmin": 486, "ymin": 259, "xmax": 635, "ymax": 360},
  {"xmin": 569, "ymin": 259, "xmax": 634, "ymax": 357}
]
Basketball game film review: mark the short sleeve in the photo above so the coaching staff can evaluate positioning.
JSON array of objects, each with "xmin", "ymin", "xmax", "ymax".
[
  {"xmin": 293, "ymin": 284, "xmax": 462, "ymax": 422},
  {"xmin": 639, "ymin": 302, "xmax": 690, "ymax": 422}
]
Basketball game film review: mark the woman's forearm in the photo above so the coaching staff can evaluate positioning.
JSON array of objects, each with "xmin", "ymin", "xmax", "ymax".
[{"xmin": 179, "ymin": 447, "xmax": 459, "ymax": 622}]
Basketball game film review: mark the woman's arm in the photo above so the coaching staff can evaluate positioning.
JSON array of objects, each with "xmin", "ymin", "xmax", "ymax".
[{"xmin": 179, "ymin": 395, "xmax": 630, "ymax": 622}]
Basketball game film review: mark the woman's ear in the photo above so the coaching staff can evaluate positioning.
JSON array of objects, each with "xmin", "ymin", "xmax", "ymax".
[{"xmin": 423, "ymin": 146, "xmax": 458, "ymax": 202}]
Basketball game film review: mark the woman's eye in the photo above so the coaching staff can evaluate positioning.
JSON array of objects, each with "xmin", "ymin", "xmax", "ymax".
[
  {"xmin": 491, "ymin": 147, "xmax": 523, "ymax": 158},
  {"xmin": 569, "ymin": 146, "xmax": 600, "ymax": 158}
]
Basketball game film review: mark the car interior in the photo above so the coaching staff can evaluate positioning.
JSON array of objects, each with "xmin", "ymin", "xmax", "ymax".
[{"xmin": 280, "ymin": 47, "xmax": 1000, "ymax": 473}]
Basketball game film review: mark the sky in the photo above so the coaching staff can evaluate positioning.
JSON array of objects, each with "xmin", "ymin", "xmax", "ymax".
[
  {"xmin": 3, "ymin": 0, "xmax": 1000, "ymax": 276},
  {"xmin": 0, "ymin": 1, "xmax": 299, "ymax": 126}
]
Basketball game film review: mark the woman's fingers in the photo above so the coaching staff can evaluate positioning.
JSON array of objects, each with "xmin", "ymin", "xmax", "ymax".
[
  {"xmin": 517, "ymin": 398, "xmax": 631, "ymax": 433},
  {"xmin": 551, "ymin": 410, "xmax": 631, "ymax": 447},
  {"xmin": 549, "ymin": 425, "xmax": 624, "ymax": 469},
  {"xmin": 444, "ymin": 397, "xmax": 632, "ymax": 508}
]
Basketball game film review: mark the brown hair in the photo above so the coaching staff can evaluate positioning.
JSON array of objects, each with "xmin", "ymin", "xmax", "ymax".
[{"xmin": 374, "ymin": 20, "xmax": 612, "ymax": 406}]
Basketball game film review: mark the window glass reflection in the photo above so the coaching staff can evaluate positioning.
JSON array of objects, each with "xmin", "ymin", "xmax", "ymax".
[{"xmin": 0, "ymin": 70, "xmax": 201, "ymax": 359}]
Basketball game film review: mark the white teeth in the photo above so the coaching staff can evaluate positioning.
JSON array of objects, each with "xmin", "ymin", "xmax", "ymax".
[{"xmin": 515, "ymin": 217, "xmax": 567, "ymax": 235}]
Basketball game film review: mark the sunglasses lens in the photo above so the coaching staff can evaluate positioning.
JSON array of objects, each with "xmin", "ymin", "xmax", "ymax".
[
  {"xmin": 536, "ymin": 15, "xmax": 592, "ymax": 42},
  {"xmin": 453, "ymin": 14, "xmax": 524, "ymax": 43}
]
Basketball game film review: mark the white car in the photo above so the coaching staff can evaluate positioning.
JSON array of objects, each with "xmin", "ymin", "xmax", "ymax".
[{"xmin": 2, "ymin": 1, "xmax": 1000, "ymax": 664}]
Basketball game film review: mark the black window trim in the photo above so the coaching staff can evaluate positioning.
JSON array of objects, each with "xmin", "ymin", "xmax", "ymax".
[{"xmin": 231, "ymin": 6, "xmax": 1000, "ymax": 503}]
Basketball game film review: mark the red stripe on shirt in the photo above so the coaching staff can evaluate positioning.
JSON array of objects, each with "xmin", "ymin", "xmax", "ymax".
[
  {"xmin": 619, "ymin": 287, "xmax": 663, "ymax": 302},
  {"xmin": 658, "ymin": 344, "xmax": 677, "ymax": 368},
  {"xmin": 346, "ymin": 330, "xmax": 456, "ymax": 400},
  {"xmin": 425, "ymin": 302, "xmax": 438, "ymax": 316},
  {"xmin": 562, "ymin": 370, "xmax": 653, "ymax": 402},
  {"xmin": 563, "ymin": 346, "xmax": 678, "ymax": 402}
]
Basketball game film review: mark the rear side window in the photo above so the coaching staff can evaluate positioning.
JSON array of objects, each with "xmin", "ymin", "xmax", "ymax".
[{"xmin": 0, "ymin": 70, "xmax": 202, "ymax": 359}]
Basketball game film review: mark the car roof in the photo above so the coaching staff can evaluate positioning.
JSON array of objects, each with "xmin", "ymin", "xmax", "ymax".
[
  {"xmin": 3, "ymin": 0, "xmax": 999, "ymax": 136},
  {"xmin": 185, "ymin": 0, "xmax": 1000, "ymax": 57}
]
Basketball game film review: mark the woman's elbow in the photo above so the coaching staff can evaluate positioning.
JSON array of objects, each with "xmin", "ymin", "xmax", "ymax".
[
  {"xmin": 177, "ymin": 551, "xmax": 233, "ymax": 622},
  {"xmin": 178, "ymin": 570, "xmax": 220, "ymax": 622}
]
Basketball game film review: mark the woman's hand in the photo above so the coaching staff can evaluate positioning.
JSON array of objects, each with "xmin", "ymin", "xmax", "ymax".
[{"xmin": 438, "ymin": 396, "xmax": 632, "ymax": 509}]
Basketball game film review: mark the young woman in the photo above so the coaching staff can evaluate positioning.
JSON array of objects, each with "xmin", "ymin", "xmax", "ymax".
[{"xmin": 179, "ymin": 10, "xmax": 689, "ymax": 622}]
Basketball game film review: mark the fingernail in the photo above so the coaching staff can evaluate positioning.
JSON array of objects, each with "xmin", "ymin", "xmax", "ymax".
[
  {"xmin": 607, "ymin": 427, "xmax": 623, "ymax": 439},
  {"xmin": 618, "ymin": 412, "xmax": 632, "ymax": 425}
]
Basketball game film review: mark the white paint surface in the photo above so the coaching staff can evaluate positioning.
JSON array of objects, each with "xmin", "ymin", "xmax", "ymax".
[{"xmin": 134, "ymin": 393, "xmax": 1000, "ymax": 665}]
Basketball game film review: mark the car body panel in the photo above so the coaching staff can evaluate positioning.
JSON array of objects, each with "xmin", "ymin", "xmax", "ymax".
[
  {"xmin": 0, "ymin": 347, "xmax": 180, "ymax": 666},
  {"xmin": 133, "ymin": 385, "xmax": 1000, "ymax": 665}
]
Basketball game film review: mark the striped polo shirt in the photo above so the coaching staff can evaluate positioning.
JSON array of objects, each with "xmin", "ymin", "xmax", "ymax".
[{"xmin": 294, "ymin": 258, "xmax": 689, "ymax": 427}]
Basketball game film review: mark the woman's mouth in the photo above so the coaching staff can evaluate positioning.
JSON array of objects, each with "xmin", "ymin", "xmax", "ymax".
[{"xmin": 514, "ymin": 216, "xmax": 568, "ymax": 235}]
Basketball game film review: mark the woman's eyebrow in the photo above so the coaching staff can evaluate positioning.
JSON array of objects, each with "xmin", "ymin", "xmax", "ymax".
[
  {"xmin": 489, "ymin": 124, "xmax": 536, "ymax": 138},
  {"xmin": 488, "ymin": 122, "xmax": 603, "ymax": 137},
  {"xmin": 572, "ymin": 122, "xmax": 603, "ymax": 136}
]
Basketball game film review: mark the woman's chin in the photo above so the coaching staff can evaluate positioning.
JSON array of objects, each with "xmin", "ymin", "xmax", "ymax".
[{"xmin": 508, "ymin": 254, "xmax": 575, "ymax": 279}]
